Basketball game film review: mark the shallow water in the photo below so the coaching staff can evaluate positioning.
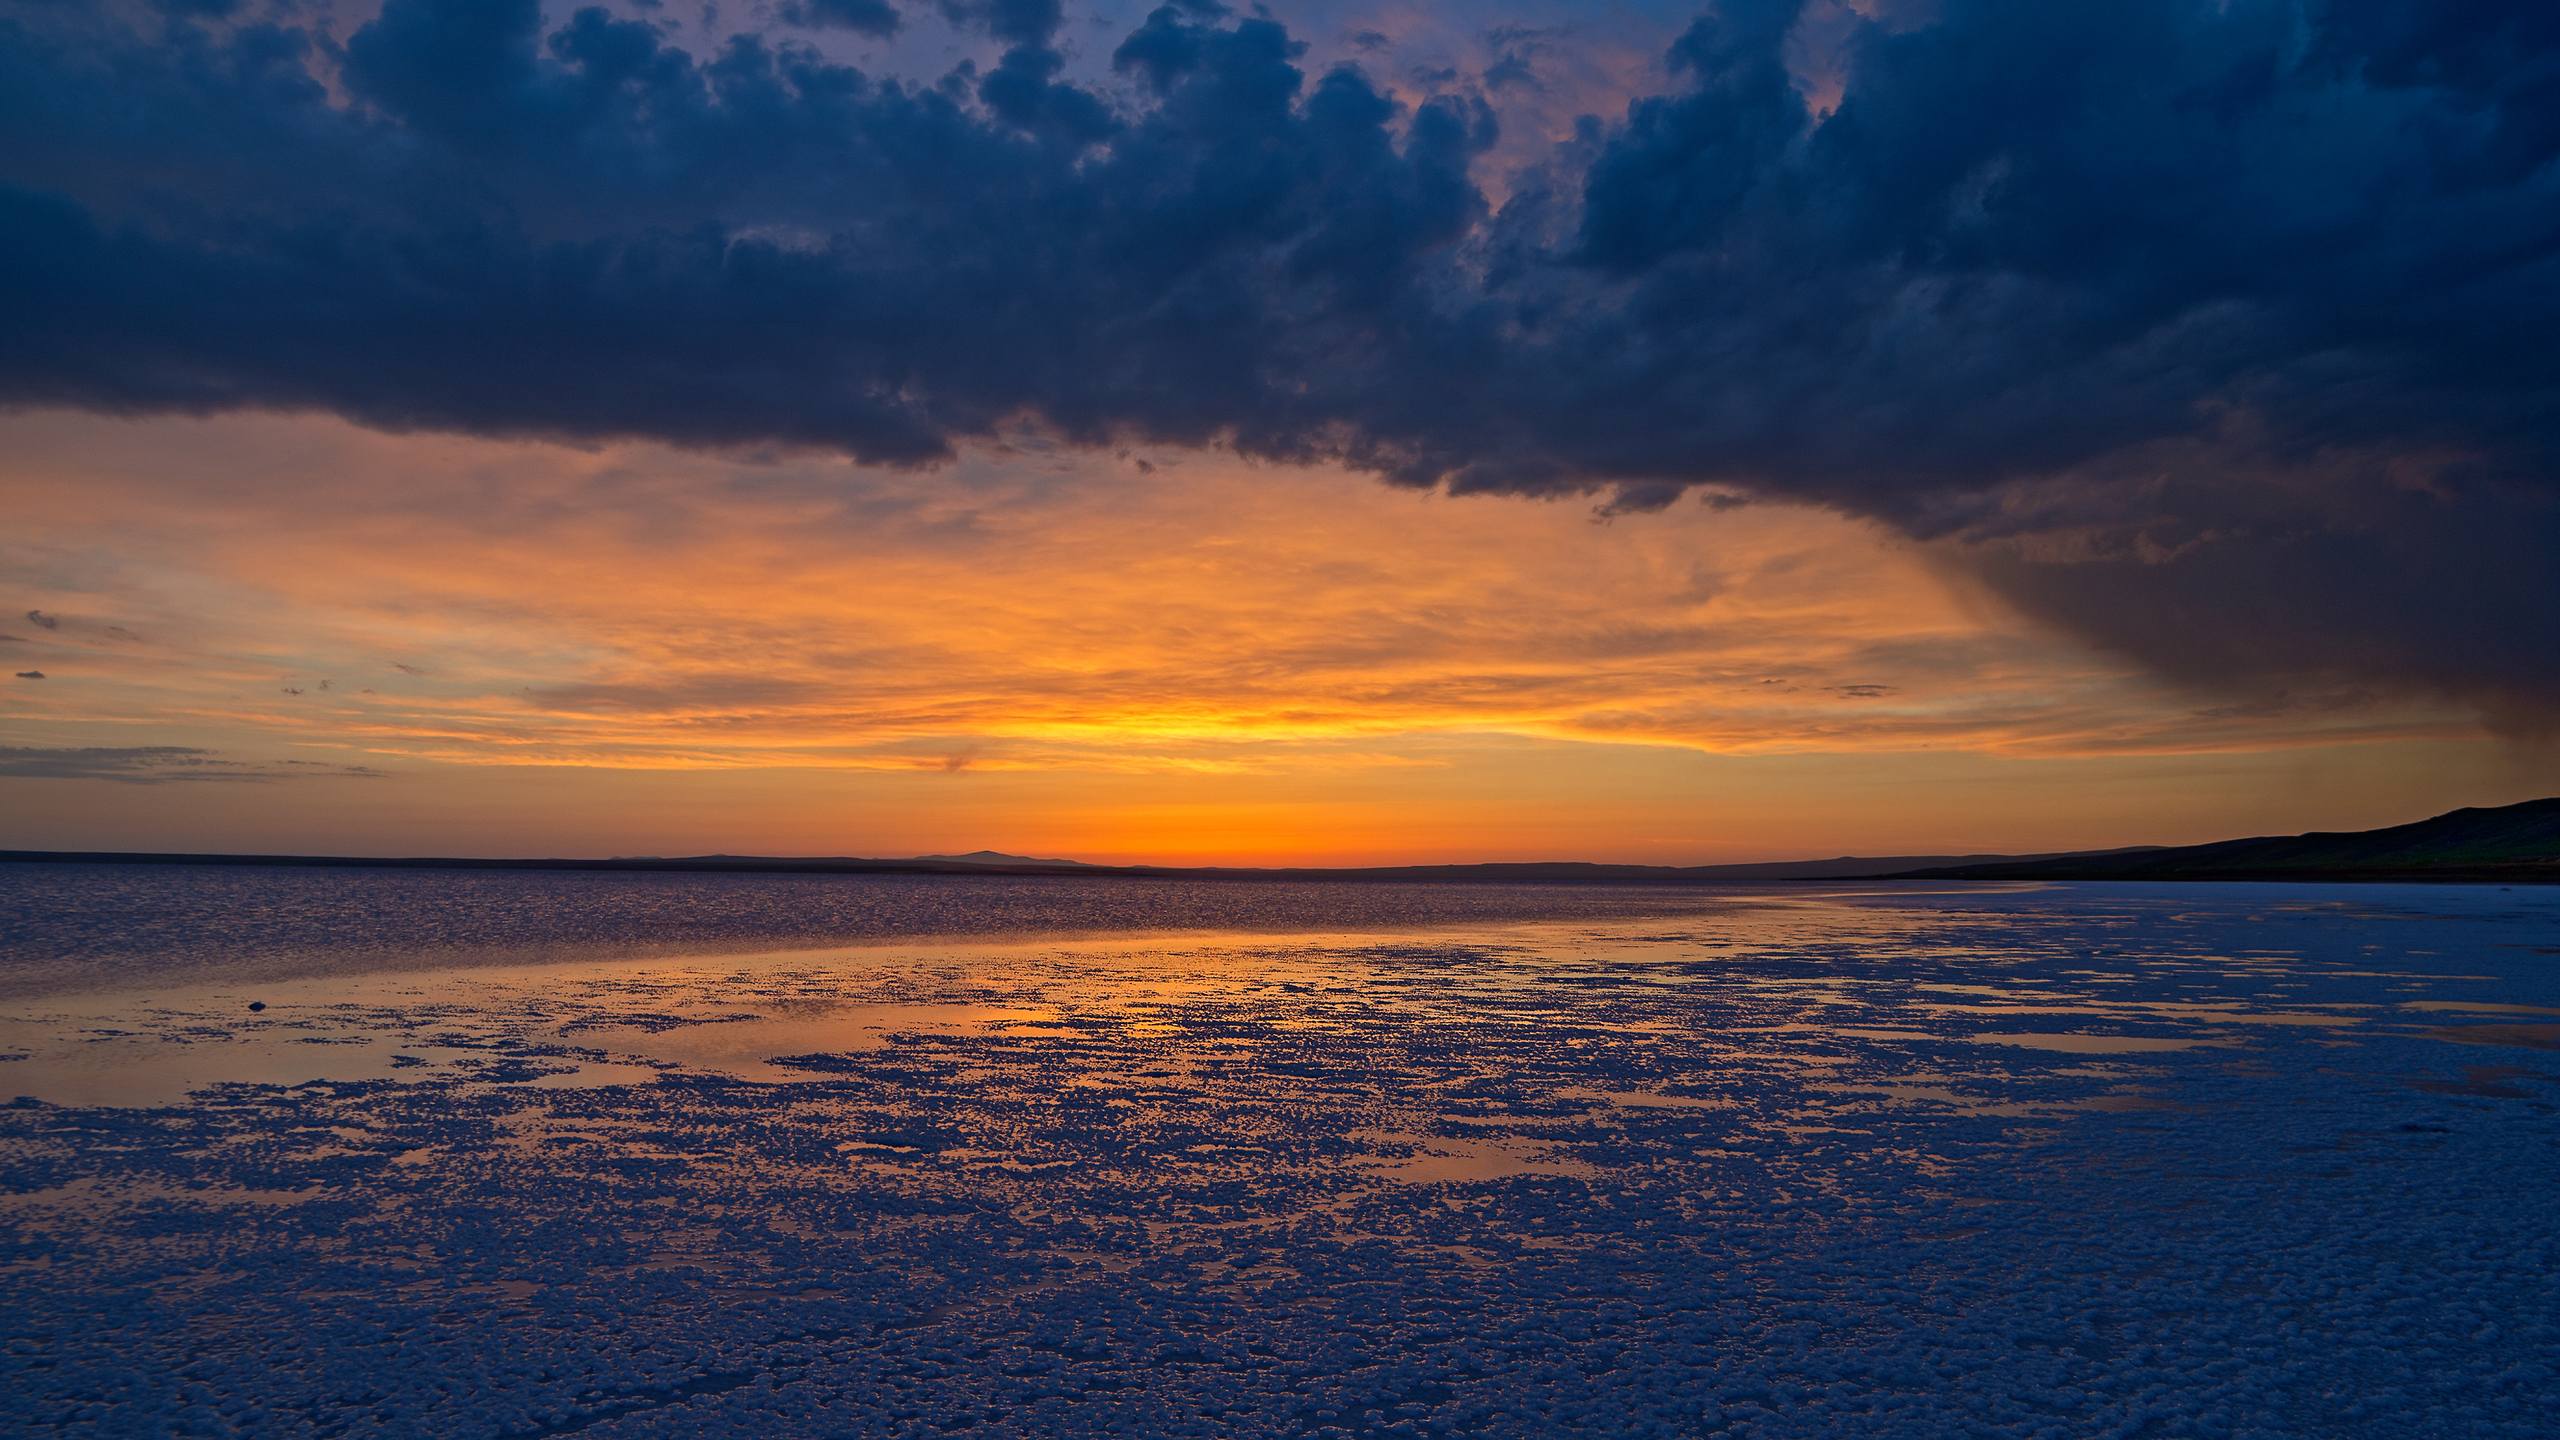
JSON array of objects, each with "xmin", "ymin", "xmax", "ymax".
[
  {"xmin": 3, "ymin": 874, "xmax": 2558, "ymax": 1437},
  {"xmin": 0, "ymin": 862, "xmax": 1769, "ymax": 998}
]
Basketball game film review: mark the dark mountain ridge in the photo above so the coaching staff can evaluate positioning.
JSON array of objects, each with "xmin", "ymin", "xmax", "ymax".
[{"xmin": 1900, "ymin": 797, "xmax": 2560, "ymax": 884}]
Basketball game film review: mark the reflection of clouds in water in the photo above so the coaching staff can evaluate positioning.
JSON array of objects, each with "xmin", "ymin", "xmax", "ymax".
[{"xmin": 4, "ymin": 882, "xmax": 2560, "ymax": 1435}]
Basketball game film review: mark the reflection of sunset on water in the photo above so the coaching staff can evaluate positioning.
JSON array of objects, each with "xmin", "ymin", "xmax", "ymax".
[{"xmin": 6, "ymin": 877, "xmax": 2558, "ymax": 1433}]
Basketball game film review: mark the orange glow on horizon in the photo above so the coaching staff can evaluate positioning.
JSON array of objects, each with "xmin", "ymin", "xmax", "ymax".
[{"xmin": 0, "ymin": 410, "xmax": 2536, "ymax": 863}]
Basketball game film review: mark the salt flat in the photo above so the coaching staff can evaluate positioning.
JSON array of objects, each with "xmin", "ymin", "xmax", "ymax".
[{"xmin": 3, "ymin": 876, "xmax": 2556, "ymax": 1437}]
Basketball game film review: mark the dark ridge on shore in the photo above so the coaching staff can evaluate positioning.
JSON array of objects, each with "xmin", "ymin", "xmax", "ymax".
[{"xmin": 1897, "ymin": 797, "xmax": 2560, "ymax": 885}]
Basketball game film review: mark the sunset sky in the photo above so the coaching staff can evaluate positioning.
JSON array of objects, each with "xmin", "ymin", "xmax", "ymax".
[{"xmin": 3, "ymin": 0, "xmax": 2555, "ymax": 863}]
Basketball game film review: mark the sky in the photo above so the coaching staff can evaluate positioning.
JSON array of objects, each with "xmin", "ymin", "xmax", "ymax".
[{"xmin": 2, "ymin": 0, "xmax": 2556, "ymax": 863}]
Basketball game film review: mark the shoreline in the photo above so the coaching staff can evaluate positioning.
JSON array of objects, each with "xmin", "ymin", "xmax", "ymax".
[{"xmin": 6, "ymin": 849, "xmax": 2552, "ymax": 887}]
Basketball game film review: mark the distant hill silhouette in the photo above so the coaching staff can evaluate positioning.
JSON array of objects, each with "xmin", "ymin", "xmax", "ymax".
[
  {"xmin": 5, "ymin": 800, "xmax": 2552, "ymax": 884},
  {"xmin": 909, "ymin": 850, "xmax": 1093, "ymax": 868},
  {"xmin": 1900, "ymin": 797, "xmax": 2560, "ymax": 884}
]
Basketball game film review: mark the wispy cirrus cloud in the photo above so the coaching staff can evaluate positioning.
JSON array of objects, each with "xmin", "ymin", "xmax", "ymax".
[
  {"xmin": 0, "ymin": 746, "xmax": 382, "ymax": 784},
  {"xmin": 0, "ymin": 411, "xmax": 2483, "ymax": 784}
]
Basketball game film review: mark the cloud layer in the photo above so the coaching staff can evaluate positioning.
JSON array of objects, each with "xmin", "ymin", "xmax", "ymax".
[
  {"xmin": 1, "ymin": 0, "xmax": 2554, "ymax": 718},
  {"xmin": 0, "ymin": 411, "xmax": 2470, "ymax": 777},
  {"xmin": 13, "ymin": 411, "xmax": 2520, "ymax": 863},
  {"xmin": 0, "ymin": 746, "xmax": 380, "ymax": 784}
]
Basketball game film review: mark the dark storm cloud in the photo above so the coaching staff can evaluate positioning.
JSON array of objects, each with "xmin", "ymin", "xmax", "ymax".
[
  {"xmin": 0, "ymin": 0, "xmax": 2555, "ymax": 718},
  {"xmin": 1481, "ymin": 24, "xmax": 1561, "ymax": 93},
  {"xmin": 938, "ymin": 0, "xmax": 1063, "ymax": 48},
  {"xmin": 775, "ymin": 0, "xmax": 902, "ymax": 36}
]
